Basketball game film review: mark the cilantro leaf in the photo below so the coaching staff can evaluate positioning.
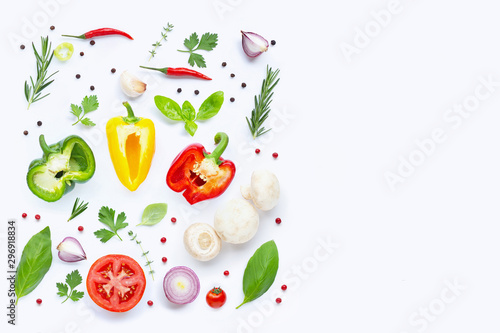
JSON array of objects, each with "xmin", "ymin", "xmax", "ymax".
[
  {"xmin": 56, "ymin": 270, "xmax": 83, "ymax": 304},
  {"xmin": 70, "ymin": 104, "xmax": 82, "ymax": 117},
  {"xmin": 184, "ymin": 32, "xmax": 199, "ymax": 50},
  {"xmin": 197, "ymin": 33, "xmax": 218, "ymax": 51},
  {"xmin": 81, "ymin": 118, "xmax": 96, "ymax": 127},
  {"xmin": 82, "ymin": 95, "xmax": 99, "ymax": 113},
  {"xmin": 95, "ymin": 206, "xmax": 128, "ymax": 242},
  {"xmin": 71, "ymin": 95, "xmax": 99, "ymax": 126},
  {"xmin": 188, "ymin": 53, "xmax": 206, "ymax": 68}
]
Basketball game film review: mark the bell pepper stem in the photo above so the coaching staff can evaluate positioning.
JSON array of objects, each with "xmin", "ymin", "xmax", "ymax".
[
  {"xmin": 122, "ymin": 102, "xmax": 141, "ymax": 124},
  {"xmin": 39, "ymin": 135, "xmax": 58, "ymax": 155},
  {"xmin": 205, "ymin": 132, "xmax": 229, "ymax": 165},
  {"xmin": 139, "ymin": 66, "xmax": 167, "ymax": 74}
]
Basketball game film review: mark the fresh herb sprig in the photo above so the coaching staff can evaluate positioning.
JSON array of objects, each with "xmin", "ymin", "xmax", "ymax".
[
  {"xmin": 128, "ymin": 231, "xmax": 154, "ymax": 280},
  {"xmin": 178, "ymin": 32, "xmax": 218, "ymax": 68},
  {"xmin": 246, "ymin": 66, "xmax": 280, "ymax": 139},
  {"xmin": 149, "ymin": 23, "xmax": 174, "ymax": 60},
  {"xmin": 68, "ymin": 198, "xmax": 89, "ymax": 222},
  {"xmin": 71, "ymin": 95, "xmax": 99, "ymax": 126},
  {"xmin": 56, "ymin": 270, "xmax": 84, "ymax": 303},
  {"xmin": 25, "ymin": 36, "xmax": 58, "ymax": 109},
  {"xmin": 94, "ymin": 206, "xmax": 128, "ymax": 242}
]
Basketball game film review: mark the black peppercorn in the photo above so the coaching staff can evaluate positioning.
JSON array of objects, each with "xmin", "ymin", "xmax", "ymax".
[
  {"xmin": 80, "ymin": 51, "xmax": 84, "ymax": 56},
  {"xmin": 194, "ymin": 90, "xmax": 199, "ymax": 95},
  {"xmin": 76, "ymin": 74, "xmax": 81, "ymax": 79},
  {"xmin": 271, "ymin": 40, "xmax": 276, "ymax": 46},
  {"xmin": 241, "ymin": 83, "xmax": 247, "ymax": 88},
  {"xmin": 90, "ymin": 85, "xmax": 95, "ymax": 91},
  {"xmin": 20, "ymin": 44, "xmax": 25, "ymax": 50},
  {"xmin": 222, "ymin": 62, "xmax": 227, "ymax": 67},
  {"xmin": 111, "ymin": 68, "xmax": 116, "ymax": 73},
  {"xmin": 37, "ymin": 121, "xmax": 42, "ymax": 126},
  {"xmin": 50, "ymin": 25, "xmax": 55, "ymax": 30},
  {"xmin": 177, "ymin": 88, "xmax": 182, "ymax": 93},
  {"xmin": 90, "ymin": 40, "xmax": 95, "ymax": 45},
  {"xmin": 230, "ymin": 73, "xmax": 235, "ymax": 78},
  {"xmin": 230, "ymin": 97, "xmax": 235, "ymax": 102},
  {"xmin": 23, "ymin": 130, "xmax": 28, "ymax": 136}
]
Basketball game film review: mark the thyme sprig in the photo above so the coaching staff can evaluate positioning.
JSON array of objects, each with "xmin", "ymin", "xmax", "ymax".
[
  {"xmin": 25, "ymin": 36, "xmax": 58, "ymax": 109},
  {"xmin": 246, "ymin": 66, "xmax": 280, "ymax": 139},
  {"xmin": 149, "ymin": 23, "xmax": 174, "ymax": 60},
  {"xmin": 128, "ymin": 230, "xmax": 154, "ymax": 280},
  {"xmin": 67, "ymin": 198, "xmax": 89, "ymax": 222}
]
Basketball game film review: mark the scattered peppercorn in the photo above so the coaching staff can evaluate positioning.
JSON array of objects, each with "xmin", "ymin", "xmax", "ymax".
[
  {"xmin": 90, "ymin": 85, "xmax": 95, "ymax": 91},
  {"xmin": 281, "ymin": 284, "xmax": 287, "ymax": 291},
  {"xmin": 37, "ymin": 121, "xmax": 42, "ymax": 126},
  {"xmin": 241, "ymin": 82, "xmax": 247, "ymax": 88},
  {"xmin": 90, "ymin": 40, "xmax": 95, "ymax": 46},
  {"xmin": 80, "ymin": 51, "xmax": 84, "ymax": 56},
  {"xmin": 111, "ymin": 68, "xmax": 116, "ymax": 74},
  {"xmin": 230, "ymin": 97, "xmax": 235, "ymax": 102},
  {"xmin": 23, "ymin": 130, "xmax": 28, "ymax": 136},
  {"xmin": 177, "ymin": 88, "xmax": 182, "ymax": 93},
  {"xmin": 147, "ymin": 300, "xmax": 153, "ymax": 306},
  {"xmin": 162, "ymin": 257, "xmax": 168, "ymax": 263},
  {"xmin": 276, "ymin": 298, "xmax": 282, "ymax": 304},
  {"xmin": 50, "ymin": 26, "xmax": 55, "ymax": 31},
  {"xmin": 22, "ymin": 213, "xmax": 27, "ymax": 218},
  {"xmin": 224, "ymin": 270, "xmax": 229, "ymax": 276},
  {"xmin": 230, "ymin": 73, "xmax": 235, "ymax": 78},
  {"xmin": 271, "ymin": 40, "xmax": 276, "ymax": 46},
  {"xmin": 275, "ymin": 218, "xmax": 282, "ymax": 224},
  {"xmin": 20, "ymin": 44, "xmax": 25, "ymax": 50},
  {"xmin": 36, "ymin": 298, "xmax": 42, "ymax": 305},
  {"xmin": 171, "ymin": 217, "xmax": 177, "ymax": 223},
  {"xmin": 78, "ymin": 226, "xmax": 84, "ymax": 232},
  {"xmin": 160, "ymin": 237, "xmax": 167, "ymax": 243},
  {"xmin": 222, "ymin": 62, "xmax": 227, "ymax": 67},
  {"xmin": 35, "ymin": 214, "xmax": 41, "ymax": 220},
  {"xmin": 272, "ymin": 152, "xmax": 279, "ymax": 159},
  {"xmin": 194, "ymin": 90, "xmax": 199, "ymax": 95},
  {"xmin": 76, "ymin": 74, "xmax": 81, "ymax": 79}
]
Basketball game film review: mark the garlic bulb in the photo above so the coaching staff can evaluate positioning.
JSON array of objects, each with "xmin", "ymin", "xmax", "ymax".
[
  {"xmin": 120, "ymin": 70, "xmax": 147, "ymax": 97},
  {"xmin": 56, "ymin": 237, "xmax": 87, "ymax": 262}
]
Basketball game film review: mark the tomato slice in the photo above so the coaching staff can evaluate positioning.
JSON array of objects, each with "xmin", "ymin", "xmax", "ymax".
[{"xmin": 86, "ymin": 254, "xmax": 146, "ymax": 312}]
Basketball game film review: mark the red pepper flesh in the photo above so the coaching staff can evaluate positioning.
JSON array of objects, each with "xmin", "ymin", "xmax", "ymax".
[
  {"xmin": 166, "ymin": 133, "xmax": 235, "ymax": 204},
  {"xmin": 139, "ymin": 66, "xmax": 212, "ymax": 80},
  {"xmin": 62, "ymin": 28, "xmax": 133, "ymax": 40}
]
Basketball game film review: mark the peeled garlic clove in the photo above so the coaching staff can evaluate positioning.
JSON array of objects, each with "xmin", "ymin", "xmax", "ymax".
[
  {"xmin": 57, "ymin": 237, "xmax": 87, "ymax": 262},
  {"xmin": 241, "ymin": 31, "xmax": 269, "ymax": 58},
  {"xmin": 120, "ymin": 70, "xmax": 147, "ymax": 97},
  {"xmin": 183, "ymin": 223, "xmax": 221, "ymax": 261}
]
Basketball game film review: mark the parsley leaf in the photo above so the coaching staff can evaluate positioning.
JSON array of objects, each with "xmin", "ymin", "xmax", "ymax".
[
  {"xmin": 56, "ymin": 270, "xmax": 84, "ymax": 303},
  {"xmin": 94, "ymin": 206, "xmax": 128, "ymax": 242},
  {"xmin": 178, "ymin": 32, "xmax": 218, "ymax": 68},
  {"xmin": 71, "ymin": 95, "xmax": 99, "ymax": 126}
]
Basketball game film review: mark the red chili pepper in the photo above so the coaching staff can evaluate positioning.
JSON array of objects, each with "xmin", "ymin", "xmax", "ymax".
[
  {"xmin": 139, "ymin": 66, "xmax": 212, "ymax": 80},
  {"xmin": 166, "ymin": 132, "xmax": 235, "ymax": 204},
  {"xmin": 62, "ymin": 28, "xmax": 133, "ymax": 40}
]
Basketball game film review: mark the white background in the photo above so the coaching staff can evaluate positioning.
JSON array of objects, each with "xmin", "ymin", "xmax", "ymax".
[{"xmin": 1, "ymin": 0, "xmax": 500, "ymax": 332}]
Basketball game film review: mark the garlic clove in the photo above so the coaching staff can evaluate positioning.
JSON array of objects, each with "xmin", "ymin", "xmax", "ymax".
[
  {"xmin": 56, "ymin": 237, "xmax": 87, "ymax": 262},
  {"xmin": 120, "ymin": 70, "xmax": 147, "ymax": 97},
  {"xmin": 241, "ymin": 31, "xmax": 269, "ymax": 58}
]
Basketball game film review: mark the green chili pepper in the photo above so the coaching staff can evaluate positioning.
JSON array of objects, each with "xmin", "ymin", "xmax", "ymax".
[
  {"xmin": 53, "ymin": 42, "xmax": 74, "ymax": 61},
  {"xmin": 27, "ymin": 134, "xmax": 96, "ymax": 202}
]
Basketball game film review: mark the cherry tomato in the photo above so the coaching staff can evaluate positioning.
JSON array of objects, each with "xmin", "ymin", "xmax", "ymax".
[
  {"xmin": 206, "ymin": 287, "xmax": 227, "ymax": 308},
  {"xmin": 86, "ymin": 254, "xmax": 146, "ymax": 312}
]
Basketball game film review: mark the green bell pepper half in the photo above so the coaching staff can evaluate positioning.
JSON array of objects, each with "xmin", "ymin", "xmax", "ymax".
[{"xmin": 27, "ymin": 134, "xmax": 96, "ymax": 202}]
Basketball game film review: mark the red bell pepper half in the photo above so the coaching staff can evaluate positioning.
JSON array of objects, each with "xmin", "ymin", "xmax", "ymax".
[{"xmin": 166, "ymin": 132, "xmax": 235, "ymax": 204}]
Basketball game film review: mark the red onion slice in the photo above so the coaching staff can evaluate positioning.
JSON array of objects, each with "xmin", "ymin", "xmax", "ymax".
[
  {"xmin": 56, "ymin": 237, "xmax": 87, "ymax": 262},
  {"xmin": 163, "ymin": 266, "xmax": 200, "ymax": 304},
  {"xmin": 241, "ymin": 31, "xmax": 269, "ymax": 58}
]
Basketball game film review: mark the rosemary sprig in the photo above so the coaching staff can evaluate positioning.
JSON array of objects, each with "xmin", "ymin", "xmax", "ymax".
[
  {"xmin": 246, "ymin": 66, "xmax": 280, "ymax": 139},
  {"xmin": 25, "ymin": 36, "xmax": 58, "ymax": 110},
  {"xmin": 149, "ymin": 23, "xmax": 174, "ymax": 60},
  {"xmin": 67, "ymin": 198, "xmax": 89, "ymax": 222},
  {"xmin": 128, "ymin": 230, "xmax": 154, "ymax": 280}
]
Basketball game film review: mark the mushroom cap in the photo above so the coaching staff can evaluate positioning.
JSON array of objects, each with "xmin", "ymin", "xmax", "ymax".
[
  {"xmin": 247, "ymin": 170, "xmax": 280, "ymax": 211},
  {"xmin": 214, "ymin": 198, "xmax": 259, "ymax": 244},
  {"xmin": 183, "ymin": 223, "xmax": 221, "ymax": 261}
]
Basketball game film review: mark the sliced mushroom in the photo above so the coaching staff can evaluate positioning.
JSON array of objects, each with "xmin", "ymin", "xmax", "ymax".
[{"xmin": 183, "ymin": 223, "xmax": 221, "ymax": 261}]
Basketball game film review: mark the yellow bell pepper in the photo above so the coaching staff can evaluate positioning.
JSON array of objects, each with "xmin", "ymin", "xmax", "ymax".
[{"xmin": 106, "ymin": 102, "xmax": 155, "ymax": 191}]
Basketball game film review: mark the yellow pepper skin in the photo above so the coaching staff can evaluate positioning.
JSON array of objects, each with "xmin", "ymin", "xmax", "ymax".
[{"xmin": 106, "ymin": 102, "xmax": 155, "ymax": 191}]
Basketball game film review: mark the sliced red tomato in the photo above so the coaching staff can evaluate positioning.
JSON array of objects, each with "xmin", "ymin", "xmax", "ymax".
[{"xmin": 86, "ymin": 254, "xmax": 146, "ymax": 312}]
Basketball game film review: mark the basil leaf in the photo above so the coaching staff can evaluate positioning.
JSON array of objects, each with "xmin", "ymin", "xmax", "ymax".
[
  {"xmin": 15, "ymin": 226, "xmax": 52, "ymax": 304},
  {"xmin": 181, "ymin": 101, "xmax": 196, "ymax": 121},
  {"xmin": 138, "ymin": 203, "xmax": 168, "ymax": 226},
  {"xmin": 154, "ymin": 95, "xmax": 182, "ymax": 121},
  {"xmin": 184, "ymin": 121, "xmax": 198, "ymax": 136},
  {"xmin": 196, "ymin": 91, "xmax": 224, "ymax": 121},
  {"xmin": 236, "ymin": 240, "xmax": 279, "ymax": 309}
]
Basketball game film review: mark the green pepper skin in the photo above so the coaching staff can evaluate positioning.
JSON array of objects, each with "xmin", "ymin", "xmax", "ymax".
[{"xmin": 27, "ymin": 135, "xmax": 96, "ymax": 202}]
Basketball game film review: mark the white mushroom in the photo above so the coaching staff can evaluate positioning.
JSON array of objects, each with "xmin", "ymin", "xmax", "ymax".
[
  {"xmin": 241, "ymin": 170, "xmax": 280, "ymax": 211},
  {"xmin": 214, "ymin": 198, "xmax": 259, "ymax": 244},
  {"xmin": 183, "ymin": 223, "xmax": 221, "ymax": 261}
]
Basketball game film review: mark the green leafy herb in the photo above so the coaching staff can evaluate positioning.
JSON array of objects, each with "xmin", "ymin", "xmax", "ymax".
[
  {"xmin": 56, "ymin": 270, "xmax": 84, "ymax": 303},
  {"xmin": 67, "ymin": 198, "xmax": 89, "ymax": 222},
  {"xmin": 71, "ymin": 95, "xmax": 99, "ymax": 126},
  {"xmin": 128, "ymin": 231, "xmax": 154, "ymax": 280},
  {"xmin": 246, "ymin": 66, "xmax": 280, "ymax": 139},
  {"xmin": 25, "ymin": 36, "xmax": 58, "ymax": 109},
  {"xmin": 154, "ymin": 91, "xmax": 224, "ymax": 136},
  {"xmin": 178, "ymin": 32, "xmax": 218, "ymax": 68},
  {"xmin": 149, "ymin": 23, "xmax": 174, "ymax": 60},
  {"xmin": 137, "ymin": 203, "xmax": 168, "ymax": 226},
  {"xmin": 15, "ymin": 227, "xmax": 52, "ymax": 305},
  {"xmin": 94, "ymin": 206, "xmax": 128, "ymax": 242},
  {"xmin": 236, "ymin": 240, "xmax": 279, "ymax": 309}
]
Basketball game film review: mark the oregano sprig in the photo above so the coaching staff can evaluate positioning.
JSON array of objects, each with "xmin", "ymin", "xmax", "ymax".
[
  {"xmin": 149, "ymin": 23, "xmax": 174, "ymax": 60},
  {"xmin": 128, "ymin": 230, "xmax": 154, "ymax": 280}
]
